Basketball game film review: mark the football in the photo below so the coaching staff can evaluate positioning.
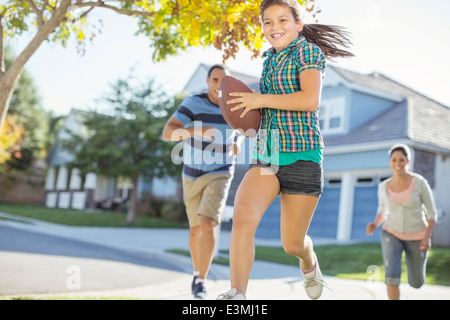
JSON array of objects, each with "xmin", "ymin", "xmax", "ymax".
[{"xmin": 219, "ymin": 76, "xmax": 261, "ymax": 138}]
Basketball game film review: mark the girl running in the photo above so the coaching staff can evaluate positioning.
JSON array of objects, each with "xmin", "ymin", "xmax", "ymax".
[
  {"xmin": 367, "ymin": 144, "xmax": 437, "ymax": 300},
  {"xmin": 217, "ymin": 0, "xmax": 353, "ymax": 300}
]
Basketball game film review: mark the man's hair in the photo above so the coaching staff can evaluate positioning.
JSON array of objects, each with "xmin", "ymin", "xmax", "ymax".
[{"xmin": 207, "ymin": 64, "xmax": 231, "ymax": 78}]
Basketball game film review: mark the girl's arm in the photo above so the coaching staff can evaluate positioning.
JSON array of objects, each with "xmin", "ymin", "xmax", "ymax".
[
  {"xmin": 366, "ymin": 213, "xmax": 385, "ymax": 236},
  {"xmin": 418, "ymin": 178, "xmax": 438, "ymax": 250},
  {"xmin": 420, "ymin": 219, "xmax": 435, "ymax": 250},
  {"xmin": 227, "ymin": 69, "xmax": 322, "ymax": 118}
]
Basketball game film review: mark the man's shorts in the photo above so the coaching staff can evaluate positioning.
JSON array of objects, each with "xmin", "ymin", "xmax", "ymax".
[{"xmin": 182, "ymin": 173, "xmax": 233, "ymax": 227}]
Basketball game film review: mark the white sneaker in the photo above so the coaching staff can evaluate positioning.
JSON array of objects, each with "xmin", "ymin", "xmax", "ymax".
[
  {"xmin": 302, "ymin": 256, "xmax": 327, "ymax": 300},
  {"xmin": 217, "ymin": 288, "xmax": 246, "ymax": 300}
]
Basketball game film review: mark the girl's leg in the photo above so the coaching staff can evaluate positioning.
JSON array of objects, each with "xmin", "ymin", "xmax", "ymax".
[
  {"xmin": 229, "ymin": 167, "xmax": 280, "ymax": 294},
  {"xmin": 280, "ymin": 193, "xmax": 323, "ymax": 299},
  {"xmin": 387, "ymin": 285, "xmax": 400, "ymax": 300},
  {"xmin": 404, "ymin": 240, "xmax": 428, "ymax": 289},
  {"xmin": 381, "ymin": 230, "xmax": 404, "ymax": 300},
  {"xmin": 279, "ymin": 194, "xmax": 319, "ymax": 269}
]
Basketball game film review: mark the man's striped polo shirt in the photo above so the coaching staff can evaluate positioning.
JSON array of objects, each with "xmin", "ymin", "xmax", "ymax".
[{"xmin": 173, "ymin": 93, "xmax": 238, "ymax": 180}]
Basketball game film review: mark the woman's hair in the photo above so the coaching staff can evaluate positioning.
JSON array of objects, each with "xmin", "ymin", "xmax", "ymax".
[
  {"xmin": 259, "ymin": 0, "xmax": 354, "ymax": 60},
  {"xmin": 389, "ymin": 143, "xmax": 411, "ymax": 160}
]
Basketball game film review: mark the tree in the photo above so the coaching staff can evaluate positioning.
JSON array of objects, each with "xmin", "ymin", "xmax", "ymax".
[
  {"xmin": 64, "ymin": 73, "xmax": 182, "ymax": 224},
  {"xmin": 4, "ymin": 46, "xmax": 49, "ymax": 172},
  {"xmin": 0, "ymin": 0, "xmax": 317, "ymax": 132},
  {"xmin": 0, "ymin": 114, "xmax": 25, "ymax": 167}
]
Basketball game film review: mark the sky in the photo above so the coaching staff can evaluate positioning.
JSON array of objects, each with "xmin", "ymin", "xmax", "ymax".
[{"xmin": 7, "ymin": 0, "xmax": 450, "ymax": 116}]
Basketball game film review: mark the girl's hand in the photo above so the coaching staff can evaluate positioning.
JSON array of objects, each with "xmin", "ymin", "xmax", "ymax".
[
  {"xmin": 227, "ymin": 90, "xmax": 263, "ymax": 118},
  {"xmin": 228, "ymin": 143, "xmax": 241, "ymax": 156},
  {"xmin": 366, "ymin": 222, "xmax": 377, "ymax": 236},
  {"xmin": 420, "ymin": 237, "xmax": 432, "ymax": 251}
]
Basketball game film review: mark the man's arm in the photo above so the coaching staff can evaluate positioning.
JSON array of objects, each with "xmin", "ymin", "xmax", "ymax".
[{"xmin": 161, "ymin": 116, "xmax": 217, "ymax": 141}]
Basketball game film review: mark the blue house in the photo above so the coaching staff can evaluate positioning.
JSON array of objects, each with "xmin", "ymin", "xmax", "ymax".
[
  {"xmin": 254, "ymin": 65, "xmax": 450, "ymax": 246},
  {"xmin": 45, "ymin": 63, "xmax": 450, "ymax": 246}
]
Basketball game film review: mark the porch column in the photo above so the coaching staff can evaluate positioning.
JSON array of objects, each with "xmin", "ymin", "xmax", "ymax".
[
  {"xmin": 45, "ymin": 166, "xmax": 57, "ymax": 208},
  {"xmin": 45, "ymin": 167, "xmax": 56, "ymax": 190},
  {"xmin": 337, "ymin": 172, "xmax": 355, "ymax": 241},
  {"xmin": 69, "ymin": 168, "xmax": 82, "ymax": 190},
  {"xmin": 56, "ymin": 166, "xmax": 68, "ymax": 190},
  {"xmin": 84, "ymin": 172, "xmax": 97, "ymax": 208}
]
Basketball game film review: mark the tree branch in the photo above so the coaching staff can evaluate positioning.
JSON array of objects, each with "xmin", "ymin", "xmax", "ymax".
[
  {"xmin": 42, "ymin": 0, "xmax": 55, "ymax": 11},
  {"xmin": 0, "ymin": 16, "xmax": 4, "ymax": 78},
  {"xmin": 75, "ymin": 1, "xmax": 156, "ymax": 18},
  {"xmin": 26, "ymin": 0, "xmax": 45, "ymax": 27},
  {"xmin": 61, "ymin": 6, "xmax": 95, "ymax": 24},
  {"xmin": 4, "ymin": 0, "xmax": 72, "ymax": 88},
  {"xmin": 41, "ymin": 0, "xmax": 49, "ymax": 10}
]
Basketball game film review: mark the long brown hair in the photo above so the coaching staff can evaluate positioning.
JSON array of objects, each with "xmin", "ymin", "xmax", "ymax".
[{"xmin": 260, "ymin": 0, "xmax": 354, "ymax": 60}]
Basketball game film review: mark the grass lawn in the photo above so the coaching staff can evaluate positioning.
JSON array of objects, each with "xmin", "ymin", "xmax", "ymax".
[
  {"xmin": 254, "ymin": 244, "xmax": 450, "ymax": 286},
  {"xmin": 170, "ymin": 244, "xmax": 450, "ymax": 286},
  {"xmin": 0, "ymin": 203, "xmax": 186, "ymax": 229}
]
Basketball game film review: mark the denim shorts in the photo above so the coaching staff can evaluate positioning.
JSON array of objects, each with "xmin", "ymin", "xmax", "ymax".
[
  {"xmin": 381, "ymin": 230, "xmax": 429, "ymax": 288},
  {"xmin": 248, "ymin": 159, "xmax": 323, "ymax": 197}
]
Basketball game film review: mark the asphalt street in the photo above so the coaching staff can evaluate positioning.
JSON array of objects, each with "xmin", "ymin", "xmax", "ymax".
[
  {"xmin": 1, "ymin": 212, "xmax": 449, "ymax": 301},
  {"xmin": 0, "ymin": 224, "xmax": 186, "ymax": 296},
  {"xmin": 0, "ymin": 225, "xmax": 183, "ymax": 271}
]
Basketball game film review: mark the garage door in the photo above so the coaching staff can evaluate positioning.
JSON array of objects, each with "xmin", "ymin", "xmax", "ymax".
[
  {"xmin": 255, "ymin": 186, "xmax": 340, "ymax": 240},
  {"xmin": 308, "ymin": 186, "xmax": 340, "ymax": 239},
  {"xmin": 351, "ymin": 185, "xmax": 380, "ymax": 241}
]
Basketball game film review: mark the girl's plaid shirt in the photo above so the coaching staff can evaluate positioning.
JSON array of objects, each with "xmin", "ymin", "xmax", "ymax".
[{"xmin": 255, "ymin": 36, "xmax": 326, "ymax": 156}]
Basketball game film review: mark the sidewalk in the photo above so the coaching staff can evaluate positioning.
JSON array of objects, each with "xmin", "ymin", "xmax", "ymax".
[{"xmin": 1, "ymin": 212, "xmax": 449, "ymax": 300}]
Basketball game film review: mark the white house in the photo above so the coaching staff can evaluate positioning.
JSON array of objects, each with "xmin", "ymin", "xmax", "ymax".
[{"xmin": 45, "ymin": 109, "xmax": 134, "ymax": 211}]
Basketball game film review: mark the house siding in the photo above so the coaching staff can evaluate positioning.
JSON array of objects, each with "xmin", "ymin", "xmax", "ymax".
[
  {"xmin": 45, "ymin": 65, "xmax": 450, "ymax": 246},
  {"xmin": 323, "ymin": 149, "xmax": 389, "ymax": 172},
  {"xmin": 347, "ymin": 90, "xmax": 395, "ymax": 132},
  {"xmin": 413, "ymin": 148, "xmax": 436, "ymax": 187},
  {"xmin": 254, "ymin": 66, "xmax": 450, "ymax": 244}
]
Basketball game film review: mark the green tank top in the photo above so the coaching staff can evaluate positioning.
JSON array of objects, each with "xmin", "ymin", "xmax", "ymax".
[{"xmin": 252, "ymin": 130, "xmax": 323, "ymax": 165}]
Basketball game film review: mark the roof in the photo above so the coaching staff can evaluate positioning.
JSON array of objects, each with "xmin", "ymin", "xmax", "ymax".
[
  {"xmin": 183, "ymin": 63, "xmax": 260, "ymax": 94},
  {"xmin": 324, "ymin": 66, "xmax": 450, "ymax": 152},
  {"xmin": 46, "ymin": 109, "xmax": 90, "ymax": 166},
  {"xmin": 324, "ymin": 99, "xmax": 408, "ymax": 146}
]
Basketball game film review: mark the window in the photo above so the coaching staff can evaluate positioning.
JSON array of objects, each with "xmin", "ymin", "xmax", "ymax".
[
  {"xmin": 319, "ymin": 97, "xmax": 346, "ymax": 134},
  {"xmin": 356, "ymin": 177, "xmax": 374, "ymax": 186},
  {"xmin": 326, "ymin": 178, "xmax": 342, "ymax": 187}
]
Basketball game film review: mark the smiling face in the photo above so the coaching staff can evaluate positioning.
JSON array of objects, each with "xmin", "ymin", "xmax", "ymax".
[
  {"xmin": 389, "ymin": 150, "xmax": 410, "ymax": 175},
  {"xmin": 206, "ymin": 67, "xmax": 228, "ymax": 105},
  {"xmin": 262, "ymin": 4, "xmax": 303, "ymax": 52}
]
